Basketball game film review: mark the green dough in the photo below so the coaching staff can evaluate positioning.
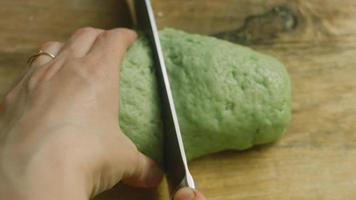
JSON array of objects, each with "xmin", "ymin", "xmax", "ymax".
[{"xmin": 119, "ymin": 29, "xmax": 291, "ymax": 164}]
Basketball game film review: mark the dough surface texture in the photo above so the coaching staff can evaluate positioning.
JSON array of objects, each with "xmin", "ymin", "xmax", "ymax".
[{"xmin": 119, "ymin": 29, "xmax": 292, "ymax": 163}]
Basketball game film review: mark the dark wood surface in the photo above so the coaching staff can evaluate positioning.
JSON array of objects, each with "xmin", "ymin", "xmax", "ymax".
[{"xmin": 1, "ymin": 0, "xmax": 356, "ymax": 199}]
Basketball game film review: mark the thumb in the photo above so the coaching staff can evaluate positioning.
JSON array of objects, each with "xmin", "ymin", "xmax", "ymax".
[
  {"xmin": 121, "ymin": 151, "xmax": 163, "ymax": 188},
  {"xmin": 174, "ymin": 187, "xmax": 207, "ymax": 200}
]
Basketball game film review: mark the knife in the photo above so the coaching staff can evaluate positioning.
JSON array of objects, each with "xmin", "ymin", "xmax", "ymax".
[{"xmin": 133, "ymin": 0, "xmax": 196, "ymax": 197}]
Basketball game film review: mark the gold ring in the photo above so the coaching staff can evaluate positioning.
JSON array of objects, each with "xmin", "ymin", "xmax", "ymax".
[{"xmin": 27, "ymin": 50, "xmax": 56, "ymax": 66}]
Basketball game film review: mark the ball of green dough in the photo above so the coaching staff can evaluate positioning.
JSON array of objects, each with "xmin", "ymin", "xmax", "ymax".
[{"xmin": 119, "ymin": 29, "xmax": 292, "ymax": 164}]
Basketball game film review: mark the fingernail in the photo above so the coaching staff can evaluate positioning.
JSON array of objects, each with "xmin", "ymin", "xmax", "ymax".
[{"xmin": 174, "ymin": 187, "xmax": 196, "ymax": 200}]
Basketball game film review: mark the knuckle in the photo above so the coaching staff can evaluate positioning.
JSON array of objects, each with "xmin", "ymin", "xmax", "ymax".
[
  {"xmin": 104, "ymin": 28, "xmax": 137, "ymax": 47},
  {"xmin": 40, "ymin": 41, "xmax": 59, "ymax": 50},
  {"xmin": 50, "ymin": 41, "xmax": 62, "ymax": 48},
  {"xmin": 97, "ymin": 30, "xmax": 110, "ymax": 40},
  {"xmin": 107, "ymin": 28, "xmax": 135, "ymax": 38},
  {"xmin": 76, "ymin": 27, "xmax": 99, "ymax": 35},
  {"xmin": 114, "ymin": 28, "xmax": 136, "ymax": 36}
]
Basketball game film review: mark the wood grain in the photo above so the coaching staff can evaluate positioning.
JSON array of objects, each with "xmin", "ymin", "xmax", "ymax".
[{"xmin": 0, "ymin": 0, "xmax": 356, "ymax": 199}]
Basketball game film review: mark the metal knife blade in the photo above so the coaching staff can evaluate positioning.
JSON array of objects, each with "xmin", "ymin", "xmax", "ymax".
[{"xmin": 133, "ymin": 0, "xmax": 196, "ymax": 196}]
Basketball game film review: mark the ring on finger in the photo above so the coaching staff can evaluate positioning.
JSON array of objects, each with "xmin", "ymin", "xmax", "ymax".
[{"xmin": 27, "ymin": 50, "xmax": 56, "ymax": 66}]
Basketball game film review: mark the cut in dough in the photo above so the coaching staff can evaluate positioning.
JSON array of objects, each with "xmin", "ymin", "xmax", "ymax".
[{"xmin": 119, "ymin": 29, "xmax": 292, "ymax": 164}]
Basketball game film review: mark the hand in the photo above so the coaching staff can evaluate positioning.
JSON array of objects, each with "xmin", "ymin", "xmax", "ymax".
[
  {"xmin": 0, "ymin": 27, "xmax": 160, "ymax": 199},
  {"xmin": 0, "ymin": 27, "xmax": 206, "ymax": 200}
]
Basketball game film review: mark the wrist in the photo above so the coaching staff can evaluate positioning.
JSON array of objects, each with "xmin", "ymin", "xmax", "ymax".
[
  {"xmin": 0, "ymin": 158, "xmax": 89, "ymax": 200},
  {"xmin": 0, "ymin": 131, "xmax": 92, "ymax": 200}
]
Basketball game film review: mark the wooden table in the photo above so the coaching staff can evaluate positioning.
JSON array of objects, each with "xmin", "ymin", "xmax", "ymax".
[{"xmin": 1, "ymin": 0, "xmax": 355, "ymax": 199}]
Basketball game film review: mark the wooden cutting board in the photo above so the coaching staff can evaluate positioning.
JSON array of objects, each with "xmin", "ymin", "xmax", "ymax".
[{"xmin": 0, "ymin": 0, "xmax": 355, "ymax": 199}]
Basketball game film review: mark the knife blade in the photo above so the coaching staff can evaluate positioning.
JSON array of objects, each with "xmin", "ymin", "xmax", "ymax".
[{"xmin": 133, "ymin": 0, "xmax": 196, "ymax": 196}]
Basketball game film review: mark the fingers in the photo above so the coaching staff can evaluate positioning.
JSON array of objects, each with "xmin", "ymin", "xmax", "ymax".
[
  {"xmin": 26, "ymin": 42, "xmax": 64, "ymax": 90},
  {"xmin": 121, "ymin": 151, "xmax": 163, "ymax": 188},
  {"xmin": 87, "ymin": 28, "xmax": 137, "ymax": 67},
  {"xmin": 54, "ymin": 28, "xmax": 137, "ymax": 83},
  {"xmin": 63, "ymin": 27, "xmax": 104, "ymax": 57},
  {"xmin": 25, "ymin": 28, "xmax": 137, "ymax": 88},
  {"xmin": 174, "ymin": 188, "xmax": 207, "ymax": 200},
  {"xmin": 30, "ymin": 41, "xmax": 63, "ymax": 69}
]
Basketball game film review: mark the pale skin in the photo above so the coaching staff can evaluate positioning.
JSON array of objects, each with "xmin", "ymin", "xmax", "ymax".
[{"xmin": 0, "ymin": 27, "xmax": 206, "ymax": 200}]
